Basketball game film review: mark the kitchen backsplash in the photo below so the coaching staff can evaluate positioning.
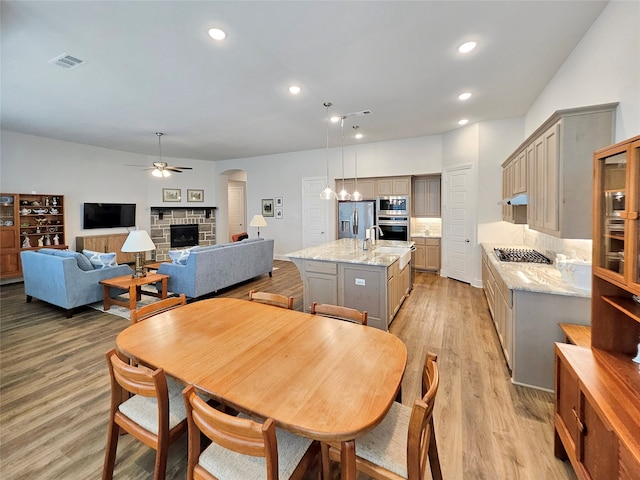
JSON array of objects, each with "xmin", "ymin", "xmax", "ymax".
[
  {"xmin": 411, "ymin": 218, "xmax": 442, "ymax": 237},
  {"xmin": 524, "ymin": 226, "xmax": 592, "ymax": 262}
]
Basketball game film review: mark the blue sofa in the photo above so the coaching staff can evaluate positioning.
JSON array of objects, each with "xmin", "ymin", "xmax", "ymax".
[
  {"xmin": 157, "ymin": 238, "xmax": 274, "ymax": 298},
  {"xmin": 21, "ymin": 249, "xmax": 132, "ymax": 317}
]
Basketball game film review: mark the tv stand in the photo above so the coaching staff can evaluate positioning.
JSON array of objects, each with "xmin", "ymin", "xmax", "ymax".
[{"xmin": 76, "ymin": 233, "xmax": 137, "ymax": 264}]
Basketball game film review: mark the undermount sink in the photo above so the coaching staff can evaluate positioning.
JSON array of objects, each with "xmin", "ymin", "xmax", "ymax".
[{"xmin": 374, "ymin": 246, "xmax": 412, "ymax": 270}]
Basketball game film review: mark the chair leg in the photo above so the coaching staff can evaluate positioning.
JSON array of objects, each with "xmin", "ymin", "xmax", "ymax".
[
  {"xmin": 153, "ymin": 441, "xmax": 169, "ymax": 480},
  {"xmin": 428, "ymin": 426, "xmax": 443, "ymax": 480},
  {"xmin": 320, "ymin": 442, "xmax": 333, "ymax": 480},
  {"xmin": 102, "ymin": 421, "xmax": 119, "ymax": 480}
]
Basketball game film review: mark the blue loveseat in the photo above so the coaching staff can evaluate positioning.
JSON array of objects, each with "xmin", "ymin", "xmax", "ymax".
[
  {"xmin": 157, "ymin": 238, "xmax": 274, "ymax": 298},
  {"xmin": 21, "ymin": 248, "xmax": 132, "ymax": 317}
]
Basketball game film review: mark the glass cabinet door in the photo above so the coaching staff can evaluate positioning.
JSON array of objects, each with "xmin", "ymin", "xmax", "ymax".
[
  {"xmin": 597, "ymin": 150, "xmax": 627, "ymax": 277},
  {"xmin": 0, "ymin": 194, "xmax": 17, "ymax": 227},
  {"xmin": 632, "ymin": 140, "xmax": 640, "ymax": 288}
]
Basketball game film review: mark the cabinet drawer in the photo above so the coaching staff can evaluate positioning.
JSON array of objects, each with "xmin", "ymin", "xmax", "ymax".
[
  {"xmin": 304, "ymin": 260, "xmax": 337, "ymax": 275},
  {"xmin": 425, "ymin": 238, "xmax": 440, "ymax": 246},
  {"xmin": 411, "ymin": 237, "xmax": 426, "ymax": 245}
]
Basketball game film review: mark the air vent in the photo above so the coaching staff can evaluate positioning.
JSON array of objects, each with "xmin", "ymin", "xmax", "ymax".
[{"xmin": 49, "ymin": 53, "xmax": 87, "ymax": 70}]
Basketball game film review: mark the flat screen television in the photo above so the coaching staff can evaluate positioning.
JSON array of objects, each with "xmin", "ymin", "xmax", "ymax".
[{"xmin": 83, "ymin": 203, "xmax": 136, "ymax": 229}]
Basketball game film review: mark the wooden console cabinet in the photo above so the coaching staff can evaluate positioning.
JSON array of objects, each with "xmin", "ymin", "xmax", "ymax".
[
  {"xmin": 554, "ymin": 135, "xmax": 640, "ymax": 479},
  {"xmin": 76, "ymin": 233, "xmax": 137, "ymax": 264}
]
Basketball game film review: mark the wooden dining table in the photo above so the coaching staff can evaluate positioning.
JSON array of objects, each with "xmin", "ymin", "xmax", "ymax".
[{"xmin": 116, "ymin": 297, "xmax": 407, "ymax": 480}]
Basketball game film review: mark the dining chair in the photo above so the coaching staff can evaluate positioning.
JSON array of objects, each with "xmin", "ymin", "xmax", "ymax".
[
  {"xmin": 103, "ymin": 348, "xmax": 188, "ymax": 480},
  {"xmin": 321, "ymin": 352, "xmax": 442, "ymax": 480},
  {"xmin": 182, "ymin": 384, "xmax": 320, "ymax": 480},
  {"xmin": 130, "ymin": 293, "xmax": 187, "ymax": 324},
  {"xmin": 310, "ymin": 302, "xmax": 368, "ymax": 326},
  {"xmin": 248, "ymin": 290, "xmax": 294, "ymax": 309}
]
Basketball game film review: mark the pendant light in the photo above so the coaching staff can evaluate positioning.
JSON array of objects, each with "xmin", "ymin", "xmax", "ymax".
[
  {"xmin": 320, "ymin": 102, "xmax": 336, "ymax": 200},
  {"xmin": 152, "ymin": 132, "xmax": 171, "ymax": 177},
  {"xmin": 351, "ymin": 125, "xmax": 363, "ymax": 201},
  {"xmin": 336, "ymin": 116, "xmax": 351, "ymax": 201}
]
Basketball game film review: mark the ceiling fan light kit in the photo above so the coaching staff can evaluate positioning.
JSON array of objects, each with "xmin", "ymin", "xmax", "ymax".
[{"xmin": 150, "ymin": 132, "xmax": 193, "ymax": 177}]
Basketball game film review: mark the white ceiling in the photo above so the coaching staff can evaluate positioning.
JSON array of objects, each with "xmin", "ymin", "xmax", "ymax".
[{"xmin": 1, "ymin": 1, "xmax": 608, "ymax": 162}]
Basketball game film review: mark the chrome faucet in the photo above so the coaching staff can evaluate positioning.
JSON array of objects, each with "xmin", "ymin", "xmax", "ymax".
[{"xmin": 368, "ymin": 225, "xmax": 384, "ymax": 245}]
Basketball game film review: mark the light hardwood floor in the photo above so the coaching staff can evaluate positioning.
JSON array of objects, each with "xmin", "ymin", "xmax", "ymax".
[{"xmin": 0, "ymin": 261, "xmax": 575, "ymax": 479}]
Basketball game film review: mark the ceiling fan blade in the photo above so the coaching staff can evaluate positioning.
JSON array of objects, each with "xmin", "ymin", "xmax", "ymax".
[
  {"xmin": 165, "ymin": 167, "xmax": 184, "ymax": 173},
  {"xmin": 171, "ymin": 166, "xmax": 193, "ymax": 170}
]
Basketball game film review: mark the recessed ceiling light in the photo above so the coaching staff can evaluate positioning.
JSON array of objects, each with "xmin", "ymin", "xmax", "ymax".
[
  {"xmin": 330, "ymin": 115, "xmax": 341, "ymax": 123},
  {"xmin": 288, "ymin": 85, "xmax": 301, "ymax": 95},
  {"xmin": 208, "ymin": 28, "xmax": 226, "ymax": 41},
  {"xmin": 458, "ymin": 119, "xmax": 469, "ymax": 126},
  {"xmin": 354, "ymin": 132, "xmax": 363, "ymax": 139},
  {"xmin": 458, "ymin": 92, "xmax": 472, "ymax": 101},
  {"xmin": 458, "ymin": 41, "xmax": 477, "ymax": 53}
]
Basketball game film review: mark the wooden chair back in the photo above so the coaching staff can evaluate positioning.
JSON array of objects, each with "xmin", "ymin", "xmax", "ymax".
[
  {"xmin": 310, "ymin": 302, "xmax": 368, "ymax": 326},
  {"xmin": 183, "ymin": 384, "xmax": 280, "ymax": 479},
  {"xmin": 407, "ymin": 352, "xmax": 442, "ymax": 480},
  {"xmin": 131, "ymin": 294, "xmax": 187, "ymax": 324},
  {"xmin": 103, "ymin": 348, "xmax": 186, "ymax": 480},
  {"xmin": 248, "ymin": 290, "xmax": 294, "ymax": 310}
]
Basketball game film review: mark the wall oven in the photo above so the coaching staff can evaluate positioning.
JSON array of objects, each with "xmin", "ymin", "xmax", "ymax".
[
  {"xmin": 376, "ymin": 216, "xmax": 409, "ymax": 241},
  {"xmin": 377, "ymin": 196, "xmax": 409, "ymax": 216}
]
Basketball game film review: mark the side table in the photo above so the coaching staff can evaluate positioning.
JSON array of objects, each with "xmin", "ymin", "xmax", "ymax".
[{"xmin": 99, "ymin": 272, "xmax": 170, "ymax": 313}]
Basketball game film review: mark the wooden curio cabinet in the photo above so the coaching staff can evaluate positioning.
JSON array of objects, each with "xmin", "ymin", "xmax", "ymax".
[
  {"xmin": 554, "ymin": 135, "xmax": 640, "ymax": 480},
  {"xmin": 0, "ymin": 193, "xmax": 67, "ymax": 279}
]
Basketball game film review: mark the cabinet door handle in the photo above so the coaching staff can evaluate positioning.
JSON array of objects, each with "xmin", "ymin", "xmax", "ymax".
[{"xmin": 572, "ymin": 407, "xmax": 586, "ymax": 434}]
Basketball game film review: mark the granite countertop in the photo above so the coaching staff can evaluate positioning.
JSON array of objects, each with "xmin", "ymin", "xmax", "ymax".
[
  {"xmin": 482, "ymin": 243, "xmax": 591, "ymax": 298},
  {"xmin": 410, "ymin": 233, "xmax": 441, "ymax": 239},
  {"xmin": 287, "ymin": 238, "xmax": 414, "ymax": 267}
]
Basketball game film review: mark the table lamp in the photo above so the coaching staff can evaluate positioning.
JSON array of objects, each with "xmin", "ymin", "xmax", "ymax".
[
  {"xmin": 249, "ymin": 214, "xmax": 268, "ymax": 237},
  {"xmin": 121, "ymin": 228, "xmax": 156, "ymax": 278}
]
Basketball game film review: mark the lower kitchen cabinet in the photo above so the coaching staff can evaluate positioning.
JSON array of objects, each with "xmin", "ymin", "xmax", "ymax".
[
  {"xmin": 554, "ymin": 344, "xmax": 640, "ymax": 480},
  {"xmin": 411, "ymin": 237, "xmax": 440, "ymax": 272},
  {"xmin": 302, "ymin": 260, "xmax": 339, "ymax": 308}
]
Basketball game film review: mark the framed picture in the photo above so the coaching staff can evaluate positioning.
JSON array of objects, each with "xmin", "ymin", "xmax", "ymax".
[
  {"xmin": 262, "ymin": 198, "xmax": 274, "ymax": 217},
  {"xmin": 187, "ymin": 189, "xmax": 204, "ymax": 202},
  {"xmin": 275, "ymin": 197, "xmax": 283, "ymax": 207},
  {"xmin": 275, "ymin": 208, "xmax": 283, "ymax": 219},
  {"xmin": 163, "ymin": 188, "xmax": 181, "ymax": 202}
]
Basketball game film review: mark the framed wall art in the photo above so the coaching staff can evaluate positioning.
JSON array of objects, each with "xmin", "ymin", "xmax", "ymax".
[
  {"xmin": 262, "ymin": 198, "xmax": 274, "ymax": 217},
  {"xmin": 163, "ymin": 188, "xmax": 181, "ymax": 202},
  {"xmin": 187, "ymin": 189, "xmax": 204, "ymax": 202}
]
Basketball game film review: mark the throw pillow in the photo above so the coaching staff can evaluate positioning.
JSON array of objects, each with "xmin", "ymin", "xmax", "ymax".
[
  {"xmin": 82, "ymin": 249, "xmax": 118, "ymax": 269},
  {"xmin": 168, "ymin": 247, "xmax": 194, "ymax": 265},
  {"xmin": 38, "ymin": 248, "xmax": 94, "ymax": 271}
]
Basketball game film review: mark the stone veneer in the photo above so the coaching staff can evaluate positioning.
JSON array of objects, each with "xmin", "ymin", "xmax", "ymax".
[{"xmin": 150, "ymin": 207, "xmax": 216, "ymax": 261}]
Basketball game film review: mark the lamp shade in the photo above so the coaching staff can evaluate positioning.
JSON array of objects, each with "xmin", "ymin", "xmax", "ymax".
[
  {"xmin": 249, "ymin": 215, "xmax": 268, "ymax": 227},
  {"xmin": 121, "ymin": 229, "xmax": 156, "ymax": 252}
]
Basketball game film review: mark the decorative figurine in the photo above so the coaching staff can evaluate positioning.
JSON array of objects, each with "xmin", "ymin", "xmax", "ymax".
[
  {"xmin": 37, "ymin": 236, "xmax": 44, "ymax": 247},
  {"xmin": 45, "ymin": 234, "xmax": 51, "ymax": 246},
  {"xmin": 52, "ymin": 197, "xmax": 58, "ymax": 207},
  {"xmin": 22, "ymin": 233, "xmax": 31, "ymax": 248},
  {"xmin": 53, "ymin": 234, "xmax": 60, "ymax": 245}
]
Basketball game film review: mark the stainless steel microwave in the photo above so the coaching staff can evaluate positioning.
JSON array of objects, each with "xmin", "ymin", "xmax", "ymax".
[{"xmin": 377, "ymin": 196, "xmax": 409, "ymax": 216}]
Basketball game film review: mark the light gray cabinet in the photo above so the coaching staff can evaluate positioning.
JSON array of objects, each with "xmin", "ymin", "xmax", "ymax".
[
  {"xmin": 412, "ymin": 236, "xmax": 440, "ymax": 272},
  {"xmin": 502, "ymin": 103, "xmax": 617, "ymax": 237},
  {"xmin": 302, "ymin": 260, "xmax": 338, "ymax": 310},
  {"xmin": 376, "ymin": 176, "xmax": 410, "ymax": 196},
  {"xmin": 412, "ymin": 176, "xmax": 440, "ymax": 217}
]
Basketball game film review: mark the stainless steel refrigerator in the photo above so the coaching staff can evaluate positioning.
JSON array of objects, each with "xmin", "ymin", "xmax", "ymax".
[{"xmin": 338, "ymin": 201, "xmax": 375, "ymax": 240}]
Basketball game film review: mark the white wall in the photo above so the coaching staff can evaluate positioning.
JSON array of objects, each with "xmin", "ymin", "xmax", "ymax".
[
  {"xmin": 0, "ymin": 130, "xmax": 215, "ymax": 250},
  {"xmin": 525, "ymin": 1, "xmax": 640, "ymax": 141}
]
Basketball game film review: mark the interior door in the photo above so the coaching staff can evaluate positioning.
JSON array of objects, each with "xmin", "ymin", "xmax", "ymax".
[
  {"xmin": 302, "ymin": 177, "xmax": 330, "ymax": 248},
  {"xmin": 443, "ymin": 164, "xmax": 475, "ymax": 284},
  {"xmin": 228, "ymin": 182, "xmax": 246, "ymax": 241}
]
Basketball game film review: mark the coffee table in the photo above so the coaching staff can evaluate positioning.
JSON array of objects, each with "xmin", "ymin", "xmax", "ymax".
[{"xmin": 99, "ymin": 272, "xmax": 169, "ymax": 313}]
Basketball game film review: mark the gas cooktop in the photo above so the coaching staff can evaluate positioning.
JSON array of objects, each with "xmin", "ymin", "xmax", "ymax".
[{"xmin": 494, "ymin": 248, "xmax": 552, "ymax": 264}]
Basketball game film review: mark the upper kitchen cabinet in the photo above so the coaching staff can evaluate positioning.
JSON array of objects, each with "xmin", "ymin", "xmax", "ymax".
[
  {"xmin": 376, "ymin": 176, "xmax": 411, "ymax": 196},
  {"xmin": 412, "ymin": 175, "xmax": 441, "ymax": 217},
  {"xmin": 528, "ymin": 103, "xmax": 617, "ymax": 238},
  {"xmin": 336, "ymin": 179, "xmax": 376, "ymax": 200}
]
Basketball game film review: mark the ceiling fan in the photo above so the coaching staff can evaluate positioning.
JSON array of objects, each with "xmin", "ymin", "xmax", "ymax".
[{"xmin": 125, "ymin": 133, "xmax": 193, "ymax": 177}]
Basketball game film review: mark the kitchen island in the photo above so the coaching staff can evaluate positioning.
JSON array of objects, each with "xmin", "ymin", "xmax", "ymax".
[{"xmin": 287, "ymin": 238, "xmax": 413, "ymax": 330}]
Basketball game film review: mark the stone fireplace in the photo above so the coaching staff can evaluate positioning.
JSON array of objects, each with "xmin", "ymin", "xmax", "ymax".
[{"xmin": 150, "ymin": 207, "xmax": 216, "ymax": 261}]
